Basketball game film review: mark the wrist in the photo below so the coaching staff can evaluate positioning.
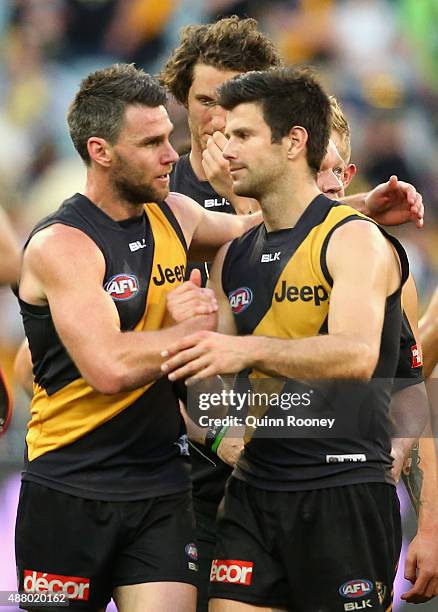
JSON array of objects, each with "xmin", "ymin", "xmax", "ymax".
[
  {"xmin": 359, "ymin": 192, "xmax": 369, "ymax": 216},
  {"xmin": 205, "ymin": 424, "xmax": 229, "ymax": 453}
]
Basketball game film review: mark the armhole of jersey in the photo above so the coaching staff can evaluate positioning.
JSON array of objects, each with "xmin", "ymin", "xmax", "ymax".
[
  {"xmin": 158, "ymin": 200, "xmax": 188, "ymax": 253},
  {"xmin": 319, "ymin": 214, "xmax": 368, "ymax": 287},
  {"xmin": 320, "ymin": 215, "xmax": 410, "ymax": 291},
  {"xmin": 378, "ymin": 228, "xmax": 410, "ymax": 287},
  {"xmin": 20, "ymin": 220, "xmax": 109, "ymax": 296},
  {"xmin": 221, "ymin": 239, "xmax": 238, "ymax": 295}
]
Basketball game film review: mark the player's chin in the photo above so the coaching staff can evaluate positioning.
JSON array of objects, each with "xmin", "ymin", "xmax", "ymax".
[
  {"xmin": 232, "ymin": 182, "xmax": 251, "ymax": 197},
  {"xmin": 153, "ymin": 182, "xmax": 170, "ymax": 200}
]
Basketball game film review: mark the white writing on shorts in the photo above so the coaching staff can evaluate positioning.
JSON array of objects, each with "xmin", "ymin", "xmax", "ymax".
[
  {"xmin": 23, "ymin": 570, "xmax": 90, "ymax": 601},
  {"xmin": 210, "ymin": 560, "xmax": 253, "ymax": 586}
]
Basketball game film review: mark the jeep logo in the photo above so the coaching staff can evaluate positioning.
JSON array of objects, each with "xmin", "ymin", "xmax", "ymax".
[
  {"xmin": 274, "ymin": 281, "xmax": 328, "ymax": 305},
  {"xmin": 152, "ymin": 263, "xmax": 186, "ymax": 286}
]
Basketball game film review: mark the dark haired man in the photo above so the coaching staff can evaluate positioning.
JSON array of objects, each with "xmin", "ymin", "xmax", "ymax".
[
  {"xmin": 162, "ymin": 67, "xmax": 409, "ymax": 611},
  {"xmin": 160, "ymin": 19, "xmax": 424, "ymax": 612},
  {"xmin": 14, "ymin": 63, "xmax": 260, "ymax": 612}
]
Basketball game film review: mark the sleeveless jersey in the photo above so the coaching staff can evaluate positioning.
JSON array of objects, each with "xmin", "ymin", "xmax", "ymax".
[
  {"xmin": 18, "ymin": 193, "xmax": 190, "ymax": 501},
  {"xmin": 222, "ymin": 194, "xmax": 409, "ymax": 491},
  {"xmin": 170, "ymin": 153, "xmax": 234, "ymax": 508}
]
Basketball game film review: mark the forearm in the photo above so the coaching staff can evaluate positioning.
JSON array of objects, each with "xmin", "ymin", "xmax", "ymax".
[
  {"xmin": 94, "ymin": 315, "xmax": 214, "ymax": 393},
  {"xmin": 391, "ymin": 383, "xmax": 429, "ymax": 443},
  {"xmin": 417, "ymin": 436, "xmax": 438, "ymax": 530},
  {"xmin": 244, "ymin": 334, "xmax": 375, "ymax": 380}
]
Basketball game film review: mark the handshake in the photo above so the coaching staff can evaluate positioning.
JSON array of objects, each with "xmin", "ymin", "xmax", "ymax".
[{"xmin": 165, "ymin": 268, "xmax": 218, "ymax": 328}]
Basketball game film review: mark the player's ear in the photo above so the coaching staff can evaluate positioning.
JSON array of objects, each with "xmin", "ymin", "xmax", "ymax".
[
  {"xmin": 343, "ymin": 163, "xmax": 357, "ymax": 189},
  {"xmin": 87, "ymin": 137, "xmax": 113, "ymax": 168},
  {"xmin": 286, "ymin": 126, "xmax": 308, "ymax": 159}
]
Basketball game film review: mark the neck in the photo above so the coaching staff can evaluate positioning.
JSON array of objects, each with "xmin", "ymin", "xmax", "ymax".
[
  {"xmin": 84, "ymin": 171, "xmax": 145, "ymax": 221},
  {"xmin": 189, "ymin": 138, "xmax": 207, "ymax": 181},
  {"xmin": 260, "ymin": 171, "xmax": 321, "ymax": 232}
]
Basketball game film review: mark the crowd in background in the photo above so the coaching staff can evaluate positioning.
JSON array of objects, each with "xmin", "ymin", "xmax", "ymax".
[{"xmin": 0, "ymin": 0, "xmax": 437, "ymax": 477}]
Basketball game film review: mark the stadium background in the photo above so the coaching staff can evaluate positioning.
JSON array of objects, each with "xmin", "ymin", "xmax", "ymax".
[{"xmin": 0, "ymin": 1, "xmax": 437, "ymax": 610}]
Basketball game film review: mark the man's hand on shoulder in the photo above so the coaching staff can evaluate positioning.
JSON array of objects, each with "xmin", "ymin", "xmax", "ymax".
[{"xmin": 363, "ymin": 175, "xmax": 424, "ymax": 228}]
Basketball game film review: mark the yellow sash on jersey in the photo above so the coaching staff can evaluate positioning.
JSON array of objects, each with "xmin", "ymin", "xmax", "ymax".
[{"xmin": 27, "ymin": 203, "xmax": 186, "ymax": 461}]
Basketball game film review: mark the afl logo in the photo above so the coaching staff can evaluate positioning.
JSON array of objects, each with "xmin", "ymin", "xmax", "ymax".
[
  {"xmin": 185, "ymin": 543, "xmax": 198, "ymax": 562},
  {"xmin": 339, "ymin": 579, "xmax": 373, "ymax": 599},
  {"xmin": 228, "ymin": 287, "xmax": 253, "ymax": 314},
  {"xmin": 105, "ymin": 274, "xmax": 139, "ymax": 301}
]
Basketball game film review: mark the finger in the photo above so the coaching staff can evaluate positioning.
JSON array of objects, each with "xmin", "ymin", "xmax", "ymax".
[
  {"xmin": 412, "ymin": 193, "xmax": 424, "ymax": 218},
  {"xmin": 161, "ymin": 333, "xmax": 204, "ymax": 359},
  {"xmin": 162, "ymin": 345, "xmax": 205, "ymax": 374},
  {"xmin": 189, "ymin": 268, "xmax": 202, "ymax": 287},
  {"xmin": 402, "ymin": 572, "xmax": 430, "ymax": 601},
  {"xmin": 186, "ymin": 364, "xmax": 219, "ymax": 385},
  {"xmin": 192, "ymin": 302, "xmax": 218, "ymax": 316},
  {"xmin": 404, "ymin": 553, "xmax": 417, "ymax": 583},
  {"xmin": 400, "ymin": 183, "xmax": 417, "ymax": 206},
  {"xmin": 388, "ymin": 174, "xmax": 398, "ymax": 189},
  {"xmin": 206, "ymin": 135, "xmax": 230, "ymax": 165},
  {"xmin": 212, "ymin": 130, "xmax": 228, "ymax": 150},
  {"xmin": 167, "ymin": 279, "xmax": 204, "ymax": 297},
  {"xmin": 168, "ymin": 290, "xmax": 210, "ymax": 311},
  {"xmin": 168, "ymin": 355, "xmax": 212, "ymax": 382},
  {"xmin": 416, "ymin": 193, "xmax": 424, "ymax": 217}
]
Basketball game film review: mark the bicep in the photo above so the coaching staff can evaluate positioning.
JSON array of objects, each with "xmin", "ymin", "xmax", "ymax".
[
  {"xmin": 25, "ymin": 227, "xmax": 121, "ymax": 381},
  {"xmin": 326, "ymin": 221, "xmax": 397, "ymax": 350}
]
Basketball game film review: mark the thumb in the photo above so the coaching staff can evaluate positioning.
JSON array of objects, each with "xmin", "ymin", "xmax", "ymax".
[
  {"xmin": 388, "ymin": 174, "xmax": 398, "ymax": 189},
  {"xmin": 189, "ymin": 268, "xmax": 202, "ymax": 288}
]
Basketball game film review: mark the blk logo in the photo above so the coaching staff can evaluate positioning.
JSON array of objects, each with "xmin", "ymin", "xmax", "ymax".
[
  {"xmin": 261, "ymin": 252, "xmax": 281, "ymax": 263},
  {"xmin": 129, "ymin": 239, "xmax": 146, "ymax": 252},
  {"xmin": 204, "ymin": 198, "xmax": 231, "ymax": 208}
]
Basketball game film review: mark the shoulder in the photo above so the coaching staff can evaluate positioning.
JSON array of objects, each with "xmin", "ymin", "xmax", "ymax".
[
  {"xmin": 165, "ymin": 192, "xmax": 204, "ymax": 238},
  {"xmin": 328, "ymin": 217, "xmax": 390, "ymax": 258},
  {"xmin": 25, "ymin": 224, "xmax": 104, "ymax": 277}
]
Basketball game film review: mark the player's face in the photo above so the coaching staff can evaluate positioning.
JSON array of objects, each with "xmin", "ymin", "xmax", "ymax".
[
  {"xmin": 223, "ymin": 102, "xmax": 289, "ymax": 200},
  {"xmin": 330, "ymin": 129, "xmax": 356, "ymax": 190},
  {"xmin": 110, "ymin": 105, "xmax": 178, "ymax": 204},
  {"xmin": 187, "ymin": 63, "xmax": 240, "ymax": 153},
  {"xmin": 317, "ymin": 140, "xmax": 344, "ymax": 199}
]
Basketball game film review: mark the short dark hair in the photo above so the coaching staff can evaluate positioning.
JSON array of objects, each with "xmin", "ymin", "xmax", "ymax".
[
  {"xmin": 217, "ymin": 67, "xmax": 331, "ymax": 175},
  {"xmin": 160, "ymin": 16, "xmax": 281, "ymax": 106},
  {"xmin": 68, "ymin": 63, "xmax": 167, "ymax": 165}
]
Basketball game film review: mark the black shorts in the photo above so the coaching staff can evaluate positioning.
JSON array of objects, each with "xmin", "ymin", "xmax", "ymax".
[
  {"xmin": 209, "ymin": 478, "xmax": 401, "ymax": 611},
  {"xmin": 16, "ymin": 482, "xmax": 198, "ymax": 611},
  {"xmin": 193, "ymin": 499, "xmax": 219, "ymax": 612}
]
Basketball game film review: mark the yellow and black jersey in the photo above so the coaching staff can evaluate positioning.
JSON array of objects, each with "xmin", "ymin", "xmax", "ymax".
[
  {"xmin": 18, "ymin": 193, "xmax": 190, "ymax": 500},
  {"xmin": 222, "ymin": 194, "xmax": 409, "ymax": 491}
]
